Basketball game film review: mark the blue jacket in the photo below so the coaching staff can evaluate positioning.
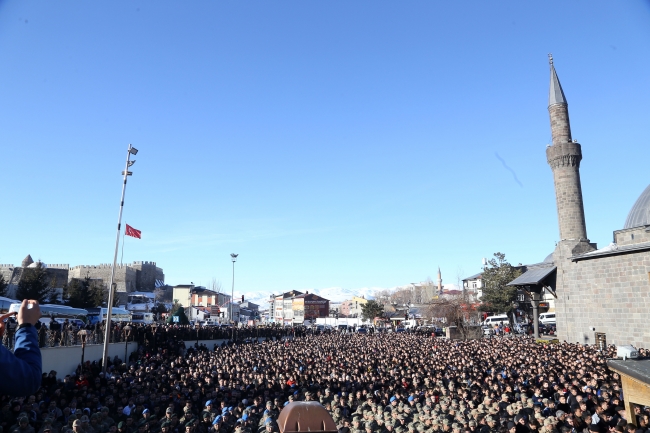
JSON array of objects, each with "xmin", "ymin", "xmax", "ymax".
[{"xmin": 0, "ymin": 326, "xmax": 42, "ymax": 396}]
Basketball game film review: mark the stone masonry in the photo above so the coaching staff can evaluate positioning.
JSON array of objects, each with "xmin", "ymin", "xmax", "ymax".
[
  {"xmin": 1, "ymin": 258, "xmax": 164, "ymax": 300},
  {"xmin": 554, "ymin": 243, "xmax": 650, "ymax": 348}
]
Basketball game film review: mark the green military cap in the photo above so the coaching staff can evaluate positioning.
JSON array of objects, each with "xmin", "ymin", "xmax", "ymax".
[{"xmin": 442, "ymin": 419, "xmax": 450, "ymax": 426}]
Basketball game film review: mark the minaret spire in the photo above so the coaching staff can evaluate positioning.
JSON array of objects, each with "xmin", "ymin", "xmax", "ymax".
[
  {"xmin": 546, "ymin": 55, "xmax": 588, "ymax": 243},
  {"xmin": 549, "ymin": 54, "xmax": 567, "ymax": 107}
]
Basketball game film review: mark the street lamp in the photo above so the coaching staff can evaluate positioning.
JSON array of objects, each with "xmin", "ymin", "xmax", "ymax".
[
  {"xmin": 102, "ymin": 144, "xmax": 138, "ymax": 373},
  {"xmin": 195, "ymin": 322, "xmax": 200, "ymax": 346},
  {"xmin": 230, "ymin": 253, "xmax": 238, "ymax": 341}
]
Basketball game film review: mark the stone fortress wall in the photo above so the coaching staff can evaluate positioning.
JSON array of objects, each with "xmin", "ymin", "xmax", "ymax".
[
  {"xmin": 130, "ymin": 261, "xmax": 164, "ymax": 292},
  {"xmin": 69, "ymin": 263, "xmax": 138, "ymax": 292},
  {"xmin": 1, "ymin": 258, "xmax": 163, "ymax": 297}
]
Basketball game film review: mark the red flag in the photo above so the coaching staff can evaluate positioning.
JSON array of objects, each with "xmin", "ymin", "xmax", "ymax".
[{"xmin": 125, "ymin": 224, "xmax": 141, "ymax": 239}]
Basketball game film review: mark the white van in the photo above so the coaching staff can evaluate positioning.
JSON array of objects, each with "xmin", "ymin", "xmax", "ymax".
[
  {"xmin": 482, "ymin": 315, "xmax": 509, "ymax": 327},
  {"xmin": 539, "ymin": 312, "xmax": 556, "ymax": 325}
]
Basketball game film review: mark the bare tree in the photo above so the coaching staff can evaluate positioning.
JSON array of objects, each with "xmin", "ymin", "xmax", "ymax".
[
  {"xmin": 209, "ymin": 278, "xmax": 222, "ymax": 294},
  {"xmin": 375, "ymin": 289, "xmax": 393, "ymax": 305},
  {"xmin": 425, "ymin": 292, "xmax": 480, "ymax": 340},
  {"xmin": 422, "ymin": 277, "xmax": 435, "ymax": 303},
  {"xmin": 390, "ymin": 288, "xmax": 412, "ymax": 306},
  {"xmin": 456, "ymin": 266, "xmax": 466, "ymax": 291}
]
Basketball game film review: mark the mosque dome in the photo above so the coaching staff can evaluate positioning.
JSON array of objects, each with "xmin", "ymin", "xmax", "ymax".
[
  {"xmin": 624, "ymin": 184, "xmax": 650, "ymax": 229},
  {"xmin": 543, "ymin": 253, "xmax": 554, "ymax": 263},
  {"xmin": 27, "ymin": 261, "xmax": 46, "ymax": 269}
]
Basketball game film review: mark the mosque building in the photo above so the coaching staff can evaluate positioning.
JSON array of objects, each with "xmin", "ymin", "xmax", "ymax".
[{"xmin": 509, "ymin": 56, "xmax": 650, "ymax": 348}]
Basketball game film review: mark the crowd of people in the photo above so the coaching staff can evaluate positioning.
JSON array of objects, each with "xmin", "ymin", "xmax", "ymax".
[
  {"xmin": 2, "ymin": 330, "xmax": 650, "ymax": 433},
  {"xmin": 3, "ymin": 321, "xmax": 304, "ymax": 349}
]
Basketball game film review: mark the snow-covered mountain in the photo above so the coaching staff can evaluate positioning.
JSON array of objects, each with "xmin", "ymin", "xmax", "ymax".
[{"xmin": 228, "ymin": 283, "xmax": 458, "ymax": 309}]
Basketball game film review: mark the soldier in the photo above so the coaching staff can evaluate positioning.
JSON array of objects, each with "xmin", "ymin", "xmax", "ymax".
[
  {"xmin": 364, "ymin": 421, "xmax": 377, "ymax": 433},
  {"xmin": 320, "ymin": 389, "xmax": 333, "ymax": 407},
  {"xmin": 80, "ymin": 415, "xmax": 95, "ymax": 433},
  {"xmin": 201, "ymin": 402, "xmax": 216, "ymax": 424},
  {"xmin": 99, "ymin": 408, "xmax": 115, "ymax": 432},
  {"xmin": 59, "ymin": 319, "xmax": 70, "ymax": 347},
  {"xmin": 10, "ymin": 416, "xmax": 35, "ymax": 433},
  {"xmin": 351, "ymin": 417, "xmax": 364, "ymax": 432},
  {"xmin": 38, "ymin": 323, "xmax": 48, "ymax": 348},
  {"xmin": 4, "ymin": 317, "xmax": 18, "ymax": 350}
]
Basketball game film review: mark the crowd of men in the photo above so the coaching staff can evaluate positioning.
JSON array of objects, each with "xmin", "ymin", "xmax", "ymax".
[
  {"xmin": 4, "ymin": 321, "xmax": 301, "ymax": 349},
  {"xmin": 2, "ymin": 332, "xmax": 649, "ymax": 433}
]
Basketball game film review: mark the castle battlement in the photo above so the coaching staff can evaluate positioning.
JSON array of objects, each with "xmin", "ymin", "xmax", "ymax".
[
  {"xmin": 71, "ymin": 263, "xmax": 131, "ymax": 270},
  {"xmin": 0, "ymin": 264, "xmax": 15, "ymax": 268},
  {"xmin": 47, "ymin": 264, "xmax": 70, "ymax": 269},
  {"xmin": 132, "ymin": 261, "xmax": 156, "ymax": 266}
]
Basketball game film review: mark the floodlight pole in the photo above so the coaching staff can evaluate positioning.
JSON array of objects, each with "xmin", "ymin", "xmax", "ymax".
[
  {"xmin": 102, "ymin": 144, "xmax": 138, "ymax": 373},
  {"xmin": 230, "ymin": 253, "xmax": 238, "ymax": 341}
]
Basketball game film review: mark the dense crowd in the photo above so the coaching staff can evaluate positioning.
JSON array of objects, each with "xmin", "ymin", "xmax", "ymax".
[
  {"xmin": 3, "ymin": 322, "xmax": 301, "ymax": 349},
  {"xmin": 2, "ymin": 332, "xmax": 649, "ymax": 433}
]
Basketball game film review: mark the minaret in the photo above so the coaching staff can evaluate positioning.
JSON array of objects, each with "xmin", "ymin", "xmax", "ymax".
[
  {"xmin": 546, "ymin": 55, "xmax": 589, "ymax": 243},
  {"xmin": 437, "ymin": 267, "xmax": 442, "ymax": 293}
]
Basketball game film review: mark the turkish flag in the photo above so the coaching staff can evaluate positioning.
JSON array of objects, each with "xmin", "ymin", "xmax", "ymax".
[{"xmin": 125, "ymin": 224, "xmax": 141, "ymax": 239}]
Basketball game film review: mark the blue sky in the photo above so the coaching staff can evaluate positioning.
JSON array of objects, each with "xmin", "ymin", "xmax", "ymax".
[{"xmin": 1, "ymin": 1, "xmax": 649, "ymax": 296}]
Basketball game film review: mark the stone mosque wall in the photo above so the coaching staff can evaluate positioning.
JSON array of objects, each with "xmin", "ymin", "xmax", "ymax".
[{"xmin": 555, "ymin": 244, "xmax": 650, "ymax": 349}]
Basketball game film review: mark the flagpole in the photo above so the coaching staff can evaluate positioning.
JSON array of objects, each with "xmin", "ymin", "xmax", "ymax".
[
  {"xmin": 120, "ymin": 225, "xmax": 126, "ymax": 266},
  {"xmin": 102, "ymin": 144, "xmax": 138, "ymax": 373}
]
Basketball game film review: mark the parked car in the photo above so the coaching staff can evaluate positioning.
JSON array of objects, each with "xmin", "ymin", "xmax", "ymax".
[
  {"xmin": 482, "ymin": 315, "xmax": 509, "ymax": 327},
  {"xmin": 395, "ymin": 327, "xmax": 406, "ymax": 333},
  {"xmin": 356, "ymin": 327, "xmax": 368, "ymax": 334},
  {"xmin": 539, "ymin": 312, "xmax": 556, "ymax": 325},
  {"xmin": 539, "ymin": 323, "xmax": 557, "ymax": 335}
]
